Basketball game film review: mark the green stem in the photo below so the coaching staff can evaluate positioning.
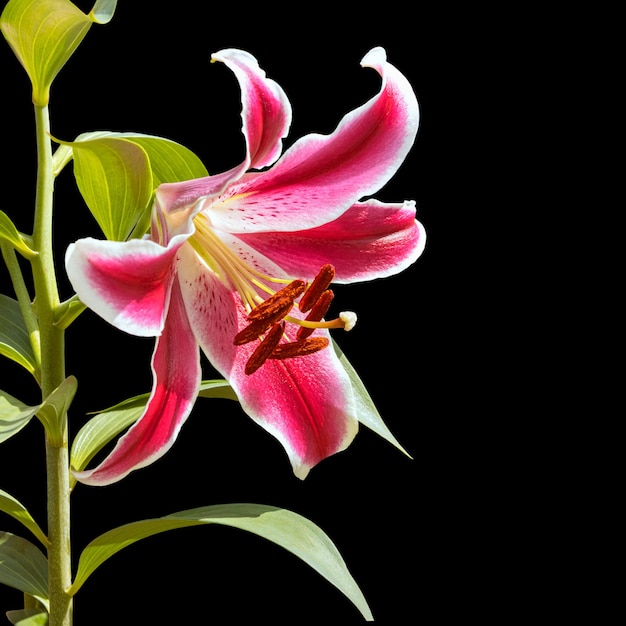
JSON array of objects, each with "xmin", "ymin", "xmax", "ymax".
[{"xmin": 31, "ymin": 104, "xmax": 72, "ymax": 626}]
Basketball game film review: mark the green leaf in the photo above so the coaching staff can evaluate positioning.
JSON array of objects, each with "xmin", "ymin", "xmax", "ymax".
[
  {"xmin": 0, "ymin": 377, "xmax": 77, "ymax": 446},
  {"xmin": 70, "ymin": 380, "xmax": 236, "ymax": 474},
  {"xmin": 69, "ymin": 503, "xmax": 373, "ymax": 621},
  {"xmin": 89, "ymin": 0, "xmax": 116, "ymax": 24},
  {"xmin": 0, "ymin": 0, "xmax": 116, "ymax": 106},
  {"xmin": 0, "ymin": 489, "xmax": 48, "ymax": 547},
  {"xmin": 66, "ymin": 136, "xmax": 153, "ymax": 241},
  {"xmin": 116, "ymin": 134, "xmax": 209, "ymax": 186},
  {"xmin": 0, "ymin": 532, "xmax": 49, "ymax": 610},
  {"xmin": 53, "ymin": 296, "xmax": 87, "ymax": 330},
  {"xmin": 7, "ymin": 609, "xmax": 48, "ymax": 626},
  {"xmin": 6, "ymin": 608, "xmax": 48, "ymax": 625},
  {"xmin": 197, "ymin": 379, "xmax": 238, "ymax": 402},
  {"xmin": 0, "ymin": 211, "xmax": 36, "ymax": 258},
  {"xmin": 333, "ymin": 339, "xmax": 412, "ymax": 458},
  {"xmin": 0, "ymin": 389, "xmax": 39, "ymax": 445},
  {"xmin": 59, "ymin": 132, "xmax": 208, "ymax": 241},
  {"xmin": 0, "ymin": 294, "xmax": 38, "ymax": 378},
  {"xmin": 35, "ymin": 376, "xmax": 77, "ymax": 445}
]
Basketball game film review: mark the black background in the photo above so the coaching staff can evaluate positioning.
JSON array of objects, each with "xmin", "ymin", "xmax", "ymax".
[{"xmin": 0, "ymin": 2, "xmax": 492, "ymax": 624}]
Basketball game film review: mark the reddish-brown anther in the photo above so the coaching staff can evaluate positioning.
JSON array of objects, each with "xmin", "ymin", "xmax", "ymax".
[
  {"xmin": 244, "ymin": 322, "xmax": 285, "ymax": 375},
  {"xmin": 296, "ymin": 290, "xmax": 335, "ymax": 341},
  {"xmin": 247, "ymin": 280, "xmax": 306, "ymax": 320},
  {"xmin": 233, "ymin": 317, "xmax": 275, "ymax": 345},
  {"xmin": 299, "ymin": 264, "xmax": 335, "ymax": 313},
  {"xmin": 269, "ymin": 337, "xmax": 330, "ymax": 360}
]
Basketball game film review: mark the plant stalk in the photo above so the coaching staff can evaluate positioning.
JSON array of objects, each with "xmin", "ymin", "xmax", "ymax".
[{"xmin": 31, "ymin": 103, "xmax": 72, "ymax": 626}]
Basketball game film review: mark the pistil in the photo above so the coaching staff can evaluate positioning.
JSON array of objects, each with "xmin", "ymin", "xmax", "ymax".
[{"xmin": 297, "ymin": 290, "xmax": 334, "ymax": 340}]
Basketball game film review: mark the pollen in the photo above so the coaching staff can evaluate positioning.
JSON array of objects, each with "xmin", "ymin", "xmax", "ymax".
[
  {"xmin": 244, "ymin": 322, "xmax": 285, "ymax": 375},
  {"xmin": 247, "ymin": 279, "xmax": 306, "ymax": 320},
  {"xmin": 299, "ymin": 264, "xmax": 335, "ymax": 312},
  {"xmin": 269, "ymin": 337, "xmax": 330, "ymax": 360}
]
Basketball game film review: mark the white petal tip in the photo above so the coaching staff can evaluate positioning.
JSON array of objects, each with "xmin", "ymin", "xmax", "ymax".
[{"xmin": 361, "ymin": 46, "xmax": 387, "ymax": 68}]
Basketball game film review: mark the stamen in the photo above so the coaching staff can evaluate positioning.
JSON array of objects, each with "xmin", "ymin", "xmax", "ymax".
[
  {"xmin": 244, "ymin": 322, "xmax": 285, "ymax": 375},
  {"xmin": 299, "ymin": 264, "xmax": 336, "ymax": 313},
  {"xmin": 234, "ymin": 314, "xmax": 279, "ymax": 345},
  {"xmin": 297, "ymin": 290, "xmax": 334, "ymax": 340},
  {"xmin": 247, "ymin": 279, "xmax": 306, "ymax": 321},
  {"xmin": 269, "ymin": 337, "xmax": 330, "ymax": 360}
]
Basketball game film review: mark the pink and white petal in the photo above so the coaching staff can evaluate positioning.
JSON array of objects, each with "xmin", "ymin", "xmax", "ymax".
[
  {"xmin": 206, "ymin": 47, "xmax": 420, "ymax": 235},
  {"xmin": 156, "ymin": 50, "xmax": 292, "ymax": 216},
  {"xmin": 155, "ymin": 164, "xmax": 249, "ymax": 219},
  {"xmin": 237, "ymin": 200, "xmax": 426, "ymax": 282},
  {"xmin": 65, "ymin": 235, "xmax": 187, "ymax": 337},
  {"xmin": 177, "ymin": 247, "xmax": 358, "ymax": 478},
  {"xmin": 73, "ymin": 280, "xmax": 201, "ymax": 486},
  {"xmin": 235, "ymin": 330, "xmax": 359, "ymax": 479},
  {"xmin": 211, "ymin": 48, "xmax": 292, "ymax": 170}
]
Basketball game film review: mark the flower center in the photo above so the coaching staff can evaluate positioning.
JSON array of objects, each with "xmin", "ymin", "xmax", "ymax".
[{"xmin": 189, "ymin": 213, "xmax": 356, "ymax": 375}]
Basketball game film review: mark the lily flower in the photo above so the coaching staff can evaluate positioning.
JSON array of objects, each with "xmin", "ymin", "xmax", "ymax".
[{"xmin": 66, "ymin": 47, "xmax": 425, "ymax": 486}]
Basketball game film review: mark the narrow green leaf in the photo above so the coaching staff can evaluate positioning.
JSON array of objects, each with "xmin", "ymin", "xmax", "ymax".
[
  {"xmin": 70, "ymin": 400, "xmax": 144, "ymax": 474},
  {"xmin": 0, "ymin": 294, "xmax": 38, "ymax": 378},
  {"xmin": 0, "ymin": 532, "xmax": 49, "ymax": 610},
  {"xmin": 70, "ymin": 503, "xmax": 372, "ymax": 621},
  {"xmin": 197, "ymin": 379, "xmax": 238, "ymax": 402},
  {"xmin": 0, "ymin": 0, "xmax": 112, "ymax": 106},
  {"xmin": 0, "ymin": 489, "xmax": 48, "ymax": 547},
  {"xmin": 70, "ymin": 380, "xmax": 236, "ymax": 474},
  {"xmin": 0, "ymin": 211, "xmax": 36, "ymax": 258},
  {"xmin": 333, "ymin": 339, "xmax": 412, "ymax": 458},
  {"xmin": 0, "ymin": 389, "xmax": 40, "ymax": 445},
  {"xmin": 67, "ymin": 136, "xmax": 153, "ymax": 241},
  {"xmin": 6, "ymin": 608, "xmax": 48, "ymax": 625}
]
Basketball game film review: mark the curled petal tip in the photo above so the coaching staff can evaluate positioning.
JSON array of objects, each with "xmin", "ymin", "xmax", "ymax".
[{"xmin": 361, "ymin": 46, "xmax": 387, "ymax": 68}]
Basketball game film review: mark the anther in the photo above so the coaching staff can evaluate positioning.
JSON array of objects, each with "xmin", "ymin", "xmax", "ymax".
[
  {"xmin": 299, "ymin": 264, "xmax": 335, "ymax": 313},
  {"xmin": 234, "ymin": 316, "xmax": 275, "ymax": 345},
  {"xmin": 247, "ymin": 280, "xmax": 306, "ymax": 321},
  {"xmin": 269, "ymin": 337, "xmax": 330, "ymax": 360},
  {"xmin": 244, "ymin": 322, "xmax": 285, "ymax": 375},
  {"xmin": 297, "ymin": 290, "xmax": 334, "ymax": 341}
]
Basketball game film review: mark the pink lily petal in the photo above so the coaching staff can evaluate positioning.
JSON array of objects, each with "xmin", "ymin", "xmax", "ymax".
[
  {"xmin": 205, "ymin": 46, "xmax": 420, "ymax": 234},
  {"xmin": 65, "ymin": 235, "xmax": 189, "ymax": 336},
  {"xmin": 73, "ymin": 281, "xmax": 201, "ymax": 486},
  {"xmin": 211, "ymin": 48, "xmax": 292, "ymax": 170},
  {"xmin": 177, "ymin": 246, "xmax": 358, "ymax": 478},
  {"xmin": 238, "ymin": 344, "xmax": 359, "ymax": 479},
  {"xmin": 237, "ymin": 199, "xmax": 426, "ymax": 282},
  {"xmin": 156, "ymin": 48, "xmax": 292, "ymax": 215}
]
